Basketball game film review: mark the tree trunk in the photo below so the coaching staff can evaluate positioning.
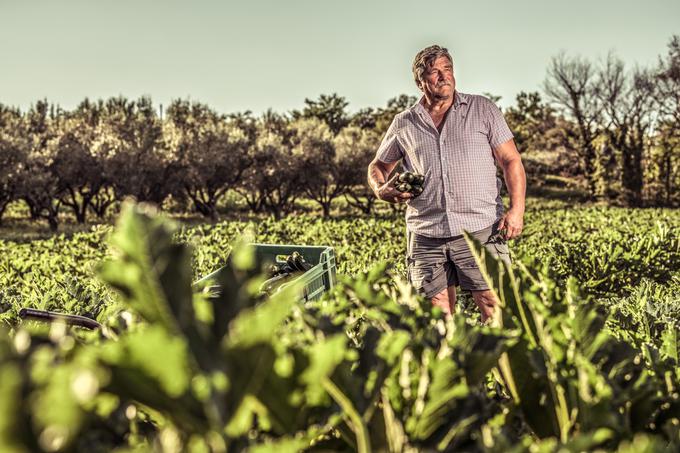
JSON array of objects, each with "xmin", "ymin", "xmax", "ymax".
[
  {"xmin": 234, "ymin": 188, "xmax": 263, "ymax": 213},
  {"xmin": 664, "ymin": 152, "xmax": 672, "ymax": 206},
  {"xmin": 618, "ymin": 130, "xmax": 644, "ymax": 207},
  {"xmin": 0, "ymin": 197, "xmax": 9, "ymax": 225},
  {"xmin": 345, "ymin": 192, "xmax": 375, "ymax": 215},
  {"xmin": 195, "ymin": 200, "xmax": 216, "ymax": 219},
  {"xmin": 583, "ymin": 143, "xmax": 598, "ymax": 199},
  {"xmin": 90, "ymin": 187, "xmax": 116, "ymax": 219},
  {"xmin": 269, "ymin": 204, "xmax": 282, "ymax": 220},
  {"xmin": 25, "ymin": 199, "xmax": 40, "ymax": 220},
  {"xmin": 60, "ymin": 186, "xmax": 93, "ymax": 224},
  {"xmin": 185, "ymin": 185, "xmax": 221, "ymax": 219},
  {"xmin": 322, "ymin": 202, "xmax": 331, "ymax": 218},
  {"xmin": 47, "ymin": 213, "xmax": 59, "ymax": 231}
]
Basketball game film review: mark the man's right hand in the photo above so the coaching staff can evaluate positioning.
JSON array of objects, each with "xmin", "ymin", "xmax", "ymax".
[{"xmin": 377, "ymin": 173, "xmax": 413, "ymax": 203}]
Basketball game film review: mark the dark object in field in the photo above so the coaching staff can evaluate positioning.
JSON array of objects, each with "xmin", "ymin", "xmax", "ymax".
[
  {"xmin": 396, "ymin": 172, "xmax": 425, "ymax": 197},
  {"xmin": 259, "ymin": 252, "xmax": 313, "ymax": 295},
  {"xmin": 194, "ymin": 244, "xmax": 337, "ymax": 303},
  {"xmin": 19, "ymin": 307, "xmax": 102, "ymax": 330},
  {"xmin": 270, "ymin": 251, "xmax": 312, "ymax": 277}
]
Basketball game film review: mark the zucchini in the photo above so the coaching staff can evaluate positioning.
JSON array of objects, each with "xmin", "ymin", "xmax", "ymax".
[{"xmin": 396, "ymin": 182, "xmax": 412, "ymax": 193}]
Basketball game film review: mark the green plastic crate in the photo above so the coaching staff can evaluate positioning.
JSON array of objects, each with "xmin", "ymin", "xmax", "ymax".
[{"xmin": 194, "ymin": 243, "xmax": 337, "ymax": 302}]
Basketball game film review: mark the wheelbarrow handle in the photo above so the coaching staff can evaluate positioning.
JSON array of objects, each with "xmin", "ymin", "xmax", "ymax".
[{"xmin": 19, "ymin": 308, "xmax": 102, "ymax": 330}]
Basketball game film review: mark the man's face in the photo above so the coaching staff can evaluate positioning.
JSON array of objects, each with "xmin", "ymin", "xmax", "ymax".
[{"xmin": 419, "ymin": 56, "xmax": 455, "ymax": 101}]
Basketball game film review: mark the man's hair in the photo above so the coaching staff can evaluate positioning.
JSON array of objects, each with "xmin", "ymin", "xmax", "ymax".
[{"xmin": 412, "ymin": 45, "xmax": 453, "ymax": 87}]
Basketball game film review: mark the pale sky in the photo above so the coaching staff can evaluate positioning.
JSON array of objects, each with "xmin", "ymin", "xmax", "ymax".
[{"xmin": 1, "ymin": 0, "xmax": 678, "ymax": 114}]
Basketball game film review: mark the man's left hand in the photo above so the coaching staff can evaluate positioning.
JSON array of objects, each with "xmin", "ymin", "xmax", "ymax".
[{"xmin": 498, "ymin": 208, "xmax": 524, "ymax": 240}]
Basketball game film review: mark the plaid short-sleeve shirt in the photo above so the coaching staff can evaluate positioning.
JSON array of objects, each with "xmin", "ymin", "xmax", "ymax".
[{"xmin": 375, "ymin": 91, "xmax": 514, "ymax": 238}]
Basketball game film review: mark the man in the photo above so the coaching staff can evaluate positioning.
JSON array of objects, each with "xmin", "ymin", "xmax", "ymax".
[{"xmin": 367, "ymin": 45, "xmax": 526, "ymax": 322}]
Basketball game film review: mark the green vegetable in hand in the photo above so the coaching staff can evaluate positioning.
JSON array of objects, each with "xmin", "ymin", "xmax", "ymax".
[
  {"xmin": 398, "ymin": 172, "xmax": 415, "ymax": 184},
  {"xmin": 396, "ymin": 182, "xmax": 412, "ymax": 193},
  {"xmin": 395, "ymin": 172, "xmax": 425, "ymax": 197}
]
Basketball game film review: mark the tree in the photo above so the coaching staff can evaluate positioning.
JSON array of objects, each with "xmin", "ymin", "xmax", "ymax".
[
  {"xmin": 647, "ymin": 121, "xmax": 680, "ymax": 206},
  {"xmin": 236, "ymin": 123, "xmax": 301, "ymax": 219},
  {"xmin": 0, "ymin": 105, "xmax": 25, "ymax": 224},
  {"xmin": 96, "ymin": 96, "xmax": 172, "ymax": 207},
  {"xmin": 650, "ymin": 35, "xmax": 680, "ymax": 205},
  {"xmin": 504, "ymin": 91, "xmax": 561, "ymax": 152},
  {"xmin": 348, "ymin": 107, "xmax": 377, "ymax": 130},
  {"xmin": 259, "ymin": 108, "xmax": 293, "ymax": 142},
  {"xmin": 374, "ymin": 95, "xmax": 418, "ymax": 137},
  {"xmin": 51, "ymin": 99, "xmax": 108, "ymax": 223},
  {"xmin": 292, "ymin": 93, "xmax": 349, "ymax": 135},
  {"xmin": 597, "ymin": 54, "xmax": 655, "ymax": 206},
  {"xmin": 289, "ymin": 117, "xmax": 343, "ymax": 217},
  {"xmin": 165, "ymin": 100, "xmax": 251, "ymax": 219},
  {"xmin": 544, "ymin": 53, "xmax": 604, "ymax": 196},
  {"xmin": 655, "ymin": 35, "xmax": 680, "ymax": 129},
  {"xmin": 226, "ymin": 110, "xmax": 258, "ymax": 143},
  {"xmin": 16, "ymin": 100, "xmax": 63, "ymax": 230},
  {"xmin": 334, "ymin": 126, "xmax": 381, "ymax": 214}
]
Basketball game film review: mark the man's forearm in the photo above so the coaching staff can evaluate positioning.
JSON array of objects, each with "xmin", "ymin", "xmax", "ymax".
[
  {"xmin": 367, "ymin": 163, "xmax": 388, "ymax": 196},
  {"xmin": 502, "ymin": 159, "xmax": 526, "ymax": 212}
]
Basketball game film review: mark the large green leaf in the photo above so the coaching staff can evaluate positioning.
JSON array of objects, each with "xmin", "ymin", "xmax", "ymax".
[
  {"xmin": 464, "ymin": 232, "xmax": 562, "ymax": 439},
  {"xmin": 99, "ymin": 202, "xmax": 191, "ymax": 331}
]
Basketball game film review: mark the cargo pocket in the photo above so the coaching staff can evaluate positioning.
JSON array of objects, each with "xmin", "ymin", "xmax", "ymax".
[{"xmin": 407, "ymin": 261, "xmax": 444, "ymax": 298}]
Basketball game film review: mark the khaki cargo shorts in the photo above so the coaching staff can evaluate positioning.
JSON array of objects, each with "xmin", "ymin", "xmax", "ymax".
[{"xmin": 406, "ymin": 221, "xmax": 511, "ymax": 298}]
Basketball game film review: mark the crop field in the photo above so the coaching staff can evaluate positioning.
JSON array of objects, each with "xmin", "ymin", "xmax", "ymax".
[
  {"xmin": 2, "ymin": 3, "xmax": 678, "ymax": 451},
  {"xmin": 0, "ymin": 201, "xmax": 679, "ymax": 452}
]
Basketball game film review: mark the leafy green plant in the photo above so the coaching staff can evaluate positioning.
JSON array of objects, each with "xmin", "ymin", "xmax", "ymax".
[
  {"xmin": 1, "ymin": 202, "xmax": 679, "ymax": 452},
  {"xmin": 465, "ymin": 232, "xmax": 680, "ymax": 449}
]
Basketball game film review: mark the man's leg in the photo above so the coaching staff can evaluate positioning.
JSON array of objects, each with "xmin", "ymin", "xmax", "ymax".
[
  {"xmin": 471, "ymin": 289, "xmax": 498, "ymax": 324},
  {"xmin": 449, "ymin": 221, "xmax": 510, "ymax": 324},
  {"xmin": 407, "ymin": 230, "xmax": 456, "ymax": 314},
  {"xmin": 430, "ymin": 285, "xmax": 457, "ymax": 315}
]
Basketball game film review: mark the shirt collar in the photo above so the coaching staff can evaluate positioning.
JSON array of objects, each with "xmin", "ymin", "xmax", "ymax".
[
  {"xmin": 412, "ymin": 91, "xmax": 469, "ymax": 116},
  {"xmin": 453, "ymin": 91, "xmax": 469, "ymax": 108}
]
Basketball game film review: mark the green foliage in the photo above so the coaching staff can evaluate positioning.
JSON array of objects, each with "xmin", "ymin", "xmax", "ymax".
[
  {"xmin": 0, "ymin": 202, "xmax": 678, "ymax": 451},
  {"xmin": 466, "ymin": 232, "xmax": 679, "ymax": 448},
  {"xmin": 164, "ymin": 100, "xmax": 251, "ymax": 218},
  {"xmin": 504, "ymin": 91, "xmax": 564, "ymax": 153},
  {"xmin": 289, "ymin": 117, "xmax": 342, "ymax": 217},
  {"xmin": 513, "ymin": 207, "xmax": 680, "ymax": 297},
  {"xmin": 291, "ymin": 93, "xmax": 350, "ymax": 135}
]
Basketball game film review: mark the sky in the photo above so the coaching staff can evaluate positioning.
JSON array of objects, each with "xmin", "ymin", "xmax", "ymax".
[{"xmin": 1, "ymin": 0, "xmax": 678, "ymax": 115}]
